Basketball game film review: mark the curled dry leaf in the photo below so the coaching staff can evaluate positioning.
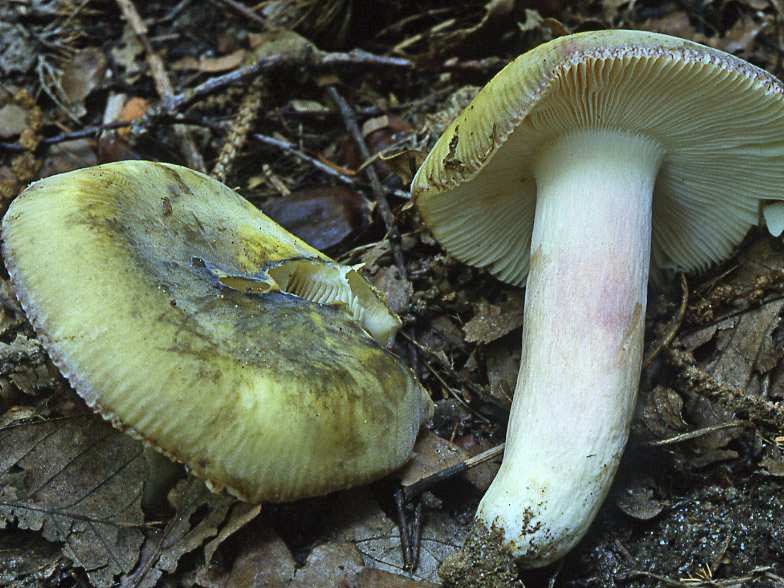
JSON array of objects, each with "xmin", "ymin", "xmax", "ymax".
[
  {"xmin": 396, "ymin": 431, "xmax": 469, "ymax": 490},
  {"xmin": 371, "ymin": 266, "xmax": 413, "ymax": 316},
  {"xmin": 60, "ymin": 48, "xmax": 108, "ymax": 118},
  {"xmin": 462, "ymin": 293, "xmax": 524, "ymax": 345},
  {"xmin": 637, "ymin": 385, "xmax": 690, "ymax": 441},
  {"xmin": 0, "ymin": 417, "xmax": 146, "ymax": 587},
  {"xmin": 121, "ymin": 477, "xmax": 257, "ymax": 588}
]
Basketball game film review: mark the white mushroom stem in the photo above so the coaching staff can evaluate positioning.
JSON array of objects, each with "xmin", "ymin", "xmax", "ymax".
[{"xmin": 476, "ymin": 129, "xmax": 665, "ymax": 566}]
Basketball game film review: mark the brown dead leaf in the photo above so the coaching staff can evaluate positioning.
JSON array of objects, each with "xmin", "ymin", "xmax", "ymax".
[
  {"xmin": 459, "ymin": 436, "xmax": 501, "ymax": 493},
  {"xmin": 196, "ymin": 525, "xmax": 294, "ymax": 588},
  {"xmin": 703, "ymin": 302, "xmax": 782, "ymax": 393},
  {"xmin": 372, "ymin": 266, "xmax": 413, "ymax": 316},
  {"xmin": 396, "ymin": 431, "xmax": 468, "ymax": 490},
  {"xmin": 0, "ymin": 104, "xmax": 28, "ymax": 138},
  {"xmin": 463, "ymin": 292, "xmax": 524, "ymax": 344},
  {"xmin": 60, "ymin": 47, "xmax": 108, "ymax": 118},
  {"xmin": 637, "ymin": 385, "xmax": 690, "ymax": 440},
  {"xmin": 293, "ymin": 542, "xmax": 365, "ymax": 587},
  {"xmin": 671, "ymin": 236, "xmax": 784, "ymax": 432},
  {"xmin": 484, "ymin": 339, "xmax": 518, "ymax": 409},
  {"xmin": 37, "ymin": 138, "xmax": 98, "ymax": 178},
  {"xmin": 121, "ymin": 477, "xmax": 243, "ymax": 588},
  {"xmin": 640, "ymin": 10, "xmax": 695, "ymax": 39},
  {"xmin": 718, "ymin": 14, "xmax": 762, "ymax": 55},
  {"xmin": 115, "ymin": 97, "xmax": 149, "ymax": 138},
  {"xmin": 684, "ymin": 395, "xmax": 742, "ymax": 467},
  {"xmin": 0, "ymin": 416, "xmax": 146, "ymax": 587},
  {"xmin": 324, "ymin": 488, "xmax": 462, "ymax": 583},
  {"xmin": 262, "ymin": 187, "xmax": 370, "ymax": 252},
  {"xmin": 202, "ymin": 502, "xmax": 261, "ymax": 564}
]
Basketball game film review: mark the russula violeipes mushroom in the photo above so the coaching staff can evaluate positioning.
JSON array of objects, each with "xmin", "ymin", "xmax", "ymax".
[
  {"xmin": 2, "ymin": 160, "xmax": 433, "ymax": 503},
  {"xmin": 411, "ymin": 29, "xmax": 784, "ymax": 583}
]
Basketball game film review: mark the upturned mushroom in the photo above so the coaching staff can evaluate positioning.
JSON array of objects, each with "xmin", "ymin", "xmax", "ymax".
[
  {"xmin": 3, "ymin": 160, "xmax": 433, "ymax": 503},
  {"xmin": 411, "ymin": 30, "xmax": 784, "ymax": 584}
]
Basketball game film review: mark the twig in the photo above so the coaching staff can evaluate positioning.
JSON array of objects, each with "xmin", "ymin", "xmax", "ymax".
[
  {"xmin": 251, "ymin": 132, "xmax": 362, "ymax": 187},
  {"xmin": 394, "ymin": 489, "xmax": 413, "ymax": 571},
  {"xmin": 162, "ymin": 51, "xmax": 415, "ymax": 113},
  {"xmin": 115, "ymin": 0, "xmax": 205, "ymax": 171},
  {"xmin": 411, "ymin": 500, "xmax": 423, "ymax": 571},
  {"xmin": 326, "ymin": 86, "xmax": 399, "ymax": 244},
  {"xmin": 214, "ymin": 0, "xmax": 278, "ymax": 30},
  {"xmin": 643, "ymin": 273, "xmax": 688, "ymax": 369},
  {"xmin": 0, "ymin": 120, "xmax": 133, "ymax": 151},
  {"xmin": 709, "ymin": 531, "xmax": 732, "ymax": 577},
  {"xmin": 326, "ymin": 85, "xmax": 421, "ymax": 375},
  {"xmin": 401, "ymin": 331, "xmax": 489, "ymax": 407},
  {"xmin": 645, "ymin": 421, "xmax": 748, "ymax": 447},
  {"xmin": 630, "ymin": 566, "xmax": 776, "ymax": 587},
  {"xmin": 1, "ymin": 52, "xmax": 417, "ymax": 155},
  {"xmin": 403, "ymin": 443, "xmax": 505, "ymax": 500}
]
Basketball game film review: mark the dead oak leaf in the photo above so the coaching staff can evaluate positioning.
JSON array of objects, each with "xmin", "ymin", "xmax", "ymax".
[
  {"xmin": 0, "ymin": 416, "xmax": 146, "ymax": 587},
  {"xmin": 122, "ymin": 476, "xmax": 259, "ymax": 588},
  {"xmin": 704, "ymin": 300, "xmax": 783, "ymax": 395},
  {"xmin": 324, "ymin": 488, "xmax": 464, "ymax": 584}
]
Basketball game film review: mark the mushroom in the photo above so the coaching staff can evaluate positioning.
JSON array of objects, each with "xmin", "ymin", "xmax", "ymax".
[
  {"xmin": 411, "ymin": 30, "xmax": 784, "ymax": 583},
  {"xmin": 2, "ymin": 160, "xmax": 433, "ymax": 503}
]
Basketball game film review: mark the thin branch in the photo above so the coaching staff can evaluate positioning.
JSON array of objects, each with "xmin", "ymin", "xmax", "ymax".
[
  {"xmin": 251, "ymin": 132, "xmax": 362, "ymax": 187},
  {"xmin": 115, "ymin": 0, "xmax": 205, "ymax": 170},
  {"xmin": 162, "ymin": 50, "xmax": 415, "ymax": 113},
  {"xmin": 643, "ymin": 273, "xmax": 688, "ymax": 369},
  {"xmin": 214, "ymin": 0, "xmax": 278, "ymax": 30}
]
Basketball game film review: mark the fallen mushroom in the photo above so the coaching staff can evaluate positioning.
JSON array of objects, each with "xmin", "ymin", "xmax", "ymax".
[
  {"xmin": 3, "ymin": 160, "xmax": 433, "ymax": 503},
  {"xmin": 411, "ymin": 30, "xmax": 784, "ymax": 584}
]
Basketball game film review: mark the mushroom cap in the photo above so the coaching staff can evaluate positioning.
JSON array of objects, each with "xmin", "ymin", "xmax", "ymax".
[
  {"xmin": 2, "ymin": 161, "xmax": 433, "ymax": 502},
  {"xmin": 412, "ymin": 30, "xmax": 784, "ymax": 286}
]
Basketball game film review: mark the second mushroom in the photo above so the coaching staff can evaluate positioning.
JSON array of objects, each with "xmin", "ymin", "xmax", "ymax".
[{"xmin": 412, "ymin": 30, "xmax": 784, "ymax": 585}]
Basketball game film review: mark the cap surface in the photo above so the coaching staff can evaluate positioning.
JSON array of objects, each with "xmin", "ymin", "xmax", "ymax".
[
  {"xmin": 412, "ymin": 30, "xmax": 784, "ymax": 286},
  {"xmin": 2, "ymin": 161, "xmax": 433, "ymax": 502}
]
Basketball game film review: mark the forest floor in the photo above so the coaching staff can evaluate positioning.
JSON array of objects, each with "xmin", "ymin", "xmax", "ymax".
[{"xmin": 0, "ymin": 1, "xmax": 783, "ymax": 587}]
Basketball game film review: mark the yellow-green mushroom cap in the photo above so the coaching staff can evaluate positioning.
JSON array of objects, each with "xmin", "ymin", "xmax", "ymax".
[
  {"xmin": 412, "ymin": 29, "xmax": 784, "ymax": 286},
  {"xmin": 2, "ymin": 161, "xmax": 433, "ymax": 502}
]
